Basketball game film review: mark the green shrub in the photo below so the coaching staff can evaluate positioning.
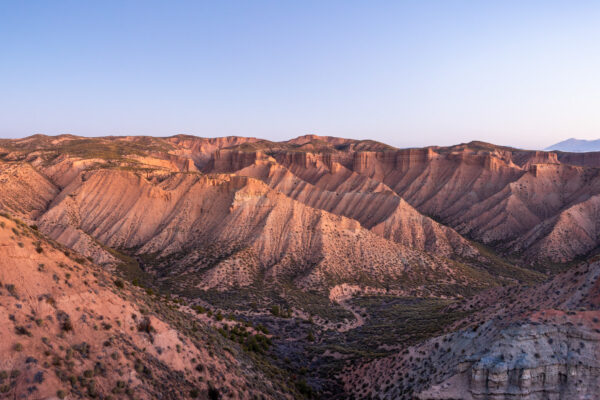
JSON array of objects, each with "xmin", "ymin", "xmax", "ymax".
[
  {"xmin": 192, "ymin": 305, "xmax": 206, "ymax": 314},
  {"xmin": 295, "ymin": 379, "xmax": 313, "ymax": 396}
]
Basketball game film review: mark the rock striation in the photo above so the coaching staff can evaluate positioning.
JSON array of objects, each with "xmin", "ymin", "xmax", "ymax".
[{"xmin": 343, "ymin": 259, "xmax": 600, "ymax": 399}]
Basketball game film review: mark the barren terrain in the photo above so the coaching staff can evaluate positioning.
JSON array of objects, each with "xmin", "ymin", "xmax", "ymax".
[{"xmin": 1, "ymin": 134, "xmax": 600, "ymax": 398}]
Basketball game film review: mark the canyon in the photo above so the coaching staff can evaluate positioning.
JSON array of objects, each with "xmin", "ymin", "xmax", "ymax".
[{"xmin": 1, "ymin": 134, "xmax": 600, "ymax": 398}]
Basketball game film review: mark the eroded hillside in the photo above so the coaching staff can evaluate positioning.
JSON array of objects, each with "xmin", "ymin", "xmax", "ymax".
[
  {"xmin": 343, "ymin": 258, "xmax": 600, "ymax": 399},
  {"xmin": 2, "ymin": 134, "xmax": 600, "ymax": 398},
  {"xmin": 0, "ymin": 214, "xmax": 297, "ymax": 399}
]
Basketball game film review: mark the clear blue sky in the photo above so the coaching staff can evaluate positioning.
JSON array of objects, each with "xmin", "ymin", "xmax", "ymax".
[{"xmin": 1, "ymin": 1, "xmax": 599, "ymax": 149}]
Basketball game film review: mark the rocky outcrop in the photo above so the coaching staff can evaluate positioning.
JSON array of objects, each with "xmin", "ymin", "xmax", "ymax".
[
  {"xmin": 421, "ymin": 323, "xmax": 600, "ymax": 400},
  {"xmin": 343, "ymin": 261, "xmax": 600, "ymax": 399},
  {"xmin": 207, "ymin": 149, "xmax": 262, "ymax": 172},
  {"xmin": 165, "ymin": 134, "xmax": 260, "ymax": 168},
  {"xmin": 556, "ymin": 151, "xmax": 600, "ymax": 168}
]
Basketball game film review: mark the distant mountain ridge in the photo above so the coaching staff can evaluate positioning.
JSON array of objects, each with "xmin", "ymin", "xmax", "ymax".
[{"xmin": 546, "ymin": 138, "xmax": 600, "ymax": 152}]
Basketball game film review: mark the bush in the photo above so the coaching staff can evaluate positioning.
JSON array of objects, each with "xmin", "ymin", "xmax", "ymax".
[
  {"xmin": 256, "ymin": 324, "xmax": 269, "ymax": 334},
  {"xmin": 295, "ymin": 379, "xmax": 313, "ymax": 396},
  {"xmin": 208, "ymin": 386, "xmax": 220, "ymax": 400},
  {"xmin": 5, "ymin": 284, "xmax": 17, "ymax": 297},
  {"xmin": 61, "ymin": 319, "xmax": 73, "ymax": 332},
  {"xmin": 114, "ymin": 279, "xmax": 124, "ymax": 289},
  {"xmin": 137, "ymin": 317, "xmax": 153, "ymax": 334},
  {"xmin": 192, "ymin": 305, "xmax": 206, "ymax": 314},
  {"xmin": 73, "ymin": 342, "xmax": 90, "ymax": 357},
  {"xmin": 243, "ymin": 334, "xmax": 272, "ymax": 354},
  {"xmin": 73, "ymin": 256, "xmax": 86, "ymax": 264},
  {"xmin": 15, "ymin": 326, "xmax": 32, "ymax": 336},
  {"xmin": 13, "ymin": 343, "xmax": 23, "ymax": 352}
]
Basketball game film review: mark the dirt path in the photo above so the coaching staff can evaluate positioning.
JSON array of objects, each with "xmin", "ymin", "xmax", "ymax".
[{"xmin": 336, "ymin": 298, "xmax": 365, "ymax": 332}]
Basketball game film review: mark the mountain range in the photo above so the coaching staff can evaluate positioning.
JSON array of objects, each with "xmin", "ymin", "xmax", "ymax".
[
  {"xmin": 2, "ymin": 134, "xmax": 600, "ymax": 398},
  {"xmin": 546, "ymin": 138, "xmax": 600, "ymax": 152}
]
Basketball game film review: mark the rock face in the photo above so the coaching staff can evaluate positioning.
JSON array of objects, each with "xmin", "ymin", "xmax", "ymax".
[
  {"xmin": 343, "ymin": 259, "xmax": 600, "ymax": 399},
  {"xmin": 235, "ymin": 159, "xmax": 477, "ymax": 257},
  {"xmin": 5, "ymin": 134, "xmax": 600, "ymax": 264},
  {"xmin": 464, "ymin": 324, "xmax": 600, "ymax": 400},
  {"xmin": 213, "ymin": 139, "xmax": 600, "ymax": 265},
  {"xmin": 2, "ymin": 133, "xmax": 600, "ymax": 291},
  {"xmin": 38, "ymin": 168, "xmax": 474, "ymax": 293}
]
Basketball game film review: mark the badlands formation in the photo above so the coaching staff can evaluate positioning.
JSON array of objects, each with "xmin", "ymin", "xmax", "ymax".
[{"xmin": 1, "ymin": 134, "xmax": 600, "ymax": 398}]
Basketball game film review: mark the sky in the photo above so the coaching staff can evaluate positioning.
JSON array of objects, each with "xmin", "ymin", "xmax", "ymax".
[{"xmin": 1, "ymin": 1, "xmax": 599, "ymax": 149}]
